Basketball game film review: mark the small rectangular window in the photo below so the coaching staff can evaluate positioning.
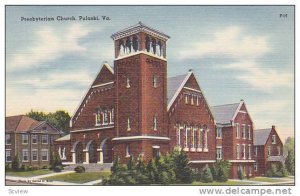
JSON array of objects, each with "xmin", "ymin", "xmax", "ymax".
[
  {"xmin": 216, "ymin": 147, "xmax": 222, "ymax": 160},
  {"xmin": 22, "ymin": 149, "xmax": 29, "ymax": 162},
  {"xmin": 236, "ymin": 144, "xmax": 240, "ymax": 159},
  {"xmin": 32, "ymin": 149, "xmax": 38, "ymax": 161},
  {"xmin": 126, "ymin": 144, "xmax": 131, "ymax": 157},
  {"xmin": 6, "ymin": 150, "xmax": 12, "ymax": 162},
  {"xmin": 6, "ymin": 134, "xmax": 11, "ymax": 145},
  {"xmin": 32, "ymin": 135, "xmax": 38, "ymax": 144},
  {"xmin": 22, "ymin": 134, "xmax": 28, "ymax": 144},
  {"xmin": 42, "ymin": 135, "xmax": 48, "ymax": 144},
  {"xmin": 153, "ymin": 75, "xmax": 158, "ymax": 88},
  {"xmin": 248, "ymin": 125, "xmax": 251, "ymax": 140},
  {"xmin": 236, "ymin": 124, "xmax": 240, "ymax": 138},
  {"xmin": 242, "ymin": 124, "xmax": 246, "ymax": 139},
  {"xmin": 41, "ymin": 149, "xmax": 48, "ymax": 161},
  {"xmin": 267, "ymin": 146, "xmax": 271, "ymax": 156},
  {"xmin": 272, "ymin": 135, "xmax": 276, "ymax": 144},
  {"xmin": 216, "ymin": 127, "xmax": 222, "ymax": 138}
]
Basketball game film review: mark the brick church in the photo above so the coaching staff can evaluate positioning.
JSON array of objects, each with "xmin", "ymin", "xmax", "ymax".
[{"xmin": 54, "ymin": 22, "xmax": 284, "ymax": 178}]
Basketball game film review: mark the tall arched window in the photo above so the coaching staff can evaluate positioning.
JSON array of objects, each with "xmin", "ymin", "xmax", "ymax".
[
  {"xmin": 132, "ymin": 35, "xmax": 139, "ymax": 52},
  {"xmin": 125, "ymin": 38, "xmax": 131, "ymax": 54},
  {"xmin": 157, "ymin": 41, "xmax": 162, "ymax": 56},
  {"xmin": 152, "ymin": 39, "xmax": 157, "ymax": 54},
  {"xmin": 119, "ymin": 40, "xmax": 125, "ymax": 57},
  {"xmin": 145, "ymin": 36, "xmax": 151, "ymax": 52}
]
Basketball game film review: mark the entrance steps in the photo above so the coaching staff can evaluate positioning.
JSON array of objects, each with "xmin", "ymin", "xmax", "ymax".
[{"xmin": 63, "ymin": 163, "xmax": 113, "ymax": 172}]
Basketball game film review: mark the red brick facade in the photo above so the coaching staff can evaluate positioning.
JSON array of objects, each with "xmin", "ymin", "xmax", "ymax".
[
  {"xmin": 254, "ymin": 126, "xmax": 284, "ymax": 176},
  {"xmin": 53, "ymin": 22, "xmax": 283, "ymax": 179}
]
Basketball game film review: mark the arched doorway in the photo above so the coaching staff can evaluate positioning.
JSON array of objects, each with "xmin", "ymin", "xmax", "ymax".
[
  {"xmin": 86, "ymin": 140, "xmax": 97, "ymax": 163},
  {"xmin": 100, "ymin": 138, "xmax": 113, "ymax": 163},
  {"xmin": 72, "ymin": 141, "xmax": 84, "ymax": 164}
]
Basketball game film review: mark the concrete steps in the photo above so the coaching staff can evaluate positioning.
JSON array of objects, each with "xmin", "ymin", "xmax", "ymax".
[{"xmin": 63, "ymin": 163, "xmax": 113, "ymax": 172}]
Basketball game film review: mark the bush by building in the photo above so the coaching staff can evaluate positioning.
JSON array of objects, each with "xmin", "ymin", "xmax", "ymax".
[{"xmin": 74, "ymin": 166, "xmax": 85, "ymax": 173}]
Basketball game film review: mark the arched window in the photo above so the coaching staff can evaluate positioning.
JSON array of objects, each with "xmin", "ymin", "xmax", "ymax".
[
  {"xmin": 103, "ymin": 108, "xmax": 109, "ymax": 124},
  {"xmin": 157, "ymin": 41, "xmax": 162, "ymax": 56},
  {"xmin": 145, "ymin": 36, "xmax": 151, "ymax": 52},
  {"xmin": 132, "ymin": 35, "xmax": 139, "ymax": 52},
  {"xmin": 152, "ymin": 39, "xmax": 157, "ymax": 54},
  {"xmin": 119, "ymin": 40, "xmax": 125, "ymax": 56},
  {"xmin": 125, "ymin": 38, "xmax": 131, "ymax": 54},
  {"xmin": 96, "ymin": 108, "xmax": 102, "ymax": 125}
]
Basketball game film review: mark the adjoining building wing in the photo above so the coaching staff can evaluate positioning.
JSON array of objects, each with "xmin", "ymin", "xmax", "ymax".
[
  {"xmin": 210, "ymin": 103, "xmax": 240, "ymax": 125},
  {"xmin": 253, "ymin": 128, "xmax": 272, "ymax": 146}
]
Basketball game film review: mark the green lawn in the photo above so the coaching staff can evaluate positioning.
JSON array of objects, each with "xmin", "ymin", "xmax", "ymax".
[
  {"xmin": 192, "ymin": 180, "xmax": 253, "ymax": 185},
  {"xmin": 43, "ymin": 171, "xmax": 111, "ymax": 184},
  {"xmin": 250, "ymin": 177, "xmax": 288, "ymax": 183},
  {"xmin": 6, "ymin": 169, "xmax": 53, "ymax": 177}
]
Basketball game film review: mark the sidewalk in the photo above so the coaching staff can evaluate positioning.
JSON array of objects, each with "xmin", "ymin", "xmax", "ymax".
[{"xmin": 6, "ymin": 170, "xmax": 104, "ymax": 186}]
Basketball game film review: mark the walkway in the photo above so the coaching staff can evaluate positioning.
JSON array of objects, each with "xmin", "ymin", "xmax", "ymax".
[{"xmin": 6, "ymin": 170, "xmax": 102, "ymax": 186}]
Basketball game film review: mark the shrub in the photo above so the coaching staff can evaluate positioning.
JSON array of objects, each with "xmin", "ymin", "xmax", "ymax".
[
  {"xmin": 192, "ymin": 169, "xmax": 202, "ymax": 181},
  {"xmin": 74, "ymin": 166, "xmax": 85, "ymax": 173},
  {"xmin": 51, "ymin": 154, "xmax": 63, "ymax": 171},
  {"xmin": 26, "ymin": 165, "xmax": 33, "ymax": 171},
  {"xmin": 200, "ymin": 165, "xmax": 213, "ymax": 183},
  {"xmin": 20, "ymin": 165, "xmax": 26, "ymax": 171},
  {"xmin": 11, "ymin": 155, "xmax": 21, "ymax": 171},
  {"xmin": 53, "ymin": 165, "xmax": 64, "ymax": 172},
  {"xmin": 238, "ymin": 168, "xmax": 244, "ymax": 180},
  {"xmin": 171, "ymin": 150, "xmax": 193, "ymax": 184},
  {"xmin": 5, "ymin": 163, "xmax": 12, "ymax": 171},
  {"xmin": 214, "ymin": 160, "xmax": 231, "ymax": 182}
]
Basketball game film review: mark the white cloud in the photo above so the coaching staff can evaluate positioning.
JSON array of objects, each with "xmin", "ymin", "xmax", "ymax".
[
  {"xmin": 7, "ymin": 24, "xmax": 95, "ymax": 70},
  {"xmin": 221, "ymin": 61, "xmax": 293, "ymax": 92},
  {"xmin": 14, "ymin": 71, "xmax": 92, "ymax": 88},
  {"xmin": 179, "ymin": 26, "xmax": 293, "ymax": 92},
  {"xmin": 179, "ymin": 26, "xmax": 270, "ymax": 60},
  {"xmin": 248, "ymin": 100, "xmax": 294, "ymax": 141},
  {"xmin": 6, "ymin": 87, "xmax": 84, "ymax": 116}
]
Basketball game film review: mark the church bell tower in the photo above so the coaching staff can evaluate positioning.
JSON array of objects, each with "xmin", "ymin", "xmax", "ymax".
[{"xmin": 111, "ymin": 22, "xmax": 170, "ymax": 161}]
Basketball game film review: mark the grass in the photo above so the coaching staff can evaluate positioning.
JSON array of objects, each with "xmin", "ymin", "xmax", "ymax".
[
  {"xmin": 192, "ymin": 180, "xmax": 253, "ymax": 186},
  {"xmin": 6, "ymin": 169, "xmax": 53, "ymax": 177},
  {"xmin": 43, "ymin": 171, "xmax": 111, "ymax": 184}
]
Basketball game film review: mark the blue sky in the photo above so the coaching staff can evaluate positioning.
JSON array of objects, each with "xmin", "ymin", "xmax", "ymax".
[{"xmin": 6, "ymin": 6, "xmax": 294, "ymax": 141}]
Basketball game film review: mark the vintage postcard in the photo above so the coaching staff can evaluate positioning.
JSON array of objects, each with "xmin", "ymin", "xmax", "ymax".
[{"xmin": 4, "ymin": 4, "xmax": 295, "ymax": 194}]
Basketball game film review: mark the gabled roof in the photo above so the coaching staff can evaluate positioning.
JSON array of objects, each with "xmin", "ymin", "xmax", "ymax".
[
  {"xmin": 211, "ymin": 100, "xmax": 253, "ymax": 125},
  {"xmin": 167, "ymin": 73, "xmax": 189, "ymax": 106},
  {"xmin": 167, "ymin": 72, "xmax": 193, "ymax": 110},
  {"xmin": 111, "ymin": 21, "xmax": 170, "ymax": 41},
  {"xmin": 70, "ymin": 62, "xmax": 114, "ymax": 127},
  {"xmin": 6, "ymin": 115, "xmax": 42, "ymax": 133},
  {"xmin": 210, "ymin": 103, "xmax": 240, "ymax": 125},
  {"xmin": 253, "ymin": 128, "xmax": 272, "ymax": 146}
]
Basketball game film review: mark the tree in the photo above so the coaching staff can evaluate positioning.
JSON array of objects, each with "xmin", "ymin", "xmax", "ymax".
[
  {"xmin": 172, "ymin": 150, "xmax": 193, "ymax": 184},
  {"xmin": 284, "ymin": 137, "xmax": 294, "ymax": 175},
  {"xmin": 214, "ymin": 160, "xmax": 231, "ymax": 182},
  {"xmin": 47, "ymin": 110, "xmax": 71, "ymax": 134},
  {"xmin": 200, "ymin": 165, "xmax": 213, "ymax": 183},
  {"xmin": 26, "ymin": 110, "xmax": 71, "ymax": 134},
  {"xmin": 285, "ymin": 150, "xmax": 295, "ymax": 175},
  {"xmin": 26, "ymin": 110, "xmax": 47, "ymax": 121},
  {"xmin": 11, "ymin": 154, "xmax": 21, "ymax": 171}
]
